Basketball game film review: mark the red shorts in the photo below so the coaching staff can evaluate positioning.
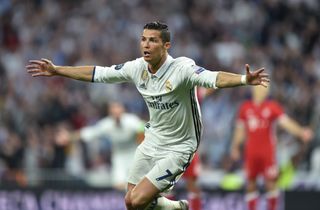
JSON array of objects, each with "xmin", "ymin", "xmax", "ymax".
[
  {"xmin": 245, "ymin": 152, "xmax": 278, "ymax": 181},
  {"xmin": 183, "ymin": 152, "xmax": 201, "ymax": 178}
]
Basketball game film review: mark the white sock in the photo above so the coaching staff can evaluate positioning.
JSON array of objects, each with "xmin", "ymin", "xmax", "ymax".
[
  {"xmin": 144, "ymin": 196, "xmax": 182, "ymax": 210},
  {"xmin": 245, "ymin": 191, "xmax": 259, "ymax": 202},
  {"xmin": 265, "ymin": 189, "xmax": 280, "ymax": 199}
]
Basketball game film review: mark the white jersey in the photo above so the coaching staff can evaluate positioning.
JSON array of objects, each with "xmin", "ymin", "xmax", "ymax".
[
  {"xmin": 93, "ymin": 55, "xmax": 218, "ymax": 155},
  {"xmin": 80, "ymin": 113, "xmax": 143, "ymax": 153},
  {"xmin": 80, "ymin": 113, "xmax": 143, "ymax": 186}
]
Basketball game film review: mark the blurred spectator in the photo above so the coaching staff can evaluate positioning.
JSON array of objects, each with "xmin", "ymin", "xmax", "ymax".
[
  {"xmin": 0, "ymin": 129, "xmax": 26, "ymax": 186},
  {"xmin": 55, "ymin": 102, "xmax": 145, "ymax": 190}
]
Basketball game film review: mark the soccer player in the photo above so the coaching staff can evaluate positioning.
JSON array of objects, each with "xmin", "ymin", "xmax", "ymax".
[
  {"xmin": 230, "ymin": 85, "xmax": 313, "ymax": 210},
  {"xmin": 26, "ymin": 21, "xmax": 269, "ymax": 210},
  {"xmin": 56, "ymin": 101, "xmax": 144, "ymax": 191}
]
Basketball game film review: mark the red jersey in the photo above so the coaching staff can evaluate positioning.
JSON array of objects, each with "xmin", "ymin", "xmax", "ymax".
[
  {"xmin": 183, "ymin": 152, "xmax": 200, "ymax": 178},
  {"xmin": 238, "ymin": 100, "xmax": 284, "ymax": 153},
  {"xmin": 237, "ymin": 99, "xmax": 284, "ymax": 180}
]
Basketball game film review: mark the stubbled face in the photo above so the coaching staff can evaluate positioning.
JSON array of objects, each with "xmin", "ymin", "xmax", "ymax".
[{"xmin": 140, "ymin": 29, "xmax": 170, "ymax": 65}]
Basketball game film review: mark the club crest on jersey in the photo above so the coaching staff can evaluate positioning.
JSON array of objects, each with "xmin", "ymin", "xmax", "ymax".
[
  {"xmin": 141, "ymin": 70, "xmax": 148, "ymax": 81},
  {"xmin": 262, "ymin": 108, "xmax": 271, "ymax": 118},
  {"xmin": 165, "ymin": 80, "xmax": 172, "ymax": 92},
  {"xmin": 139, "ymin": 70, "xmax": 148, "ymax": 90}
]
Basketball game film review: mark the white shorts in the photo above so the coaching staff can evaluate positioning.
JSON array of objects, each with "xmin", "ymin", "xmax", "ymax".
[{"xmin": 127, "ymin": 147, "xmax": 194, "ymax": 192}]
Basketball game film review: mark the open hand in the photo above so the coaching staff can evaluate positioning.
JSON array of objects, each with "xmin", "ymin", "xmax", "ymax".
[
  {"xmin": 26, "ymin": 58, "xmax": 57, "ymax": 77},
  {"xmin": 301, "ymin": 127, "xmax": 314, "ymax": 143},
  {"xmin": 245, "ymin": 64, "xmax": 270, "ymax": 87}
]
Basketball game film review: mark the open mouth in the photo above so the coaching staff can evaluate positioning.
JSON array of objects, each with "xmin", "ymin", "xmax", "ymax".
[{"xmin": 144, "ymin": 51, "xmax": 151, "ymax": 57}]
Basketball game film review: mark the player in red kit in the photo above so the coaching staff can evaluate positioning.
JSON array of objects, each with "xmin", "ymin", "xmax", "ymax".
[{"xmin": 230, "ymin": 85, "xmax": 313, "ymax": 210}]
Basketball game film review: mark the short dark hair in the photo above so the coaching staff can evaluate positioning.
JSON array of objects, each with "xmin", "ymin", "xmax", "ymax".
[{"xmin": 143, "ymin": 21, "xmax": 171, "ymax": 43}]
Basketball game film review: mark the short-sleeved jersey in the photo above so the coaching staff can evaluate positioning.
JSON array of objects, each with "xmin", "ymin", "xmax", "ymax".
[
  {"xmin": 237, "ymin": 100, "xmax": 284, "ymax": 155},
  {"xmin": 93, "ymin": 55, "xmax": 218, "ymax": 155}
]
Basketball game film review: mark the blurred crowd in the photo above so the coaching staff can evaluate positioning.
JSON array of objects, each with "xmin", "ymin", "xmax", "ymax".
[{"xmin": 0, "ymin": 0, "xmax": 319, "ymax": 188}]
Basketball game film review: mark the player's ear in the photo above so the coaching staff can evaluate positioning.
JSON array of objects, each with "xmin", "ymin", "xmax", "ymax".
[{"xmin": 164, "ymin": 42, "xmax": 171, "ymax": 50}]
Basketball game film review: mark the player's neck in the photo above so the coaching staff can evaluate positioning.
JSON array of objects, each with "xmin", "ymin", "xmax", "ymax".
[
  {"xmin": 148, "ymin": 53, "xmax": 167, "ymax": 74},
  {"xmin": 253, "ymin": 97, "xmax": 265, "ymax": 105}
]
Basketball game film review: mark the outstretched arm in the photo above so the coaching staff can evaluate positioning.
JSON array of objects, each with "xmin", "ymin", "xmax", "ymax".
[
  {"xmin": 216, "ymin": 64, "xmax": 269, "ymax": 88},
  {"xmin": 26, "ymin": 58, "xmax": 94, "ymax": 82},
  {"xmin": 278, "ymin": 115, "xmax": 314, "ymax": 143}
]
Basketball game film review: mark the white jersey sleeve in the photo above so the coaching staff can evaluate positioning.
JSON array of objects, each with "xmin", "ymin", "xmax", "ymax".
[
  {"xmin": 188, "ymin": 65, "xmax": 219, "ymax": 89},
  {"xmin": 80, "ymin": 118, "xmax": 111, "ymax": 142},
  {"xmin": 93, "ymin": 59, "xmax": 139, "ymax": 83},
  {"xmin": 80, "ymin": 114, "xmax": 144, "ymax": 143},
  {"xmin": 177, "ymin": 57, "xmax": 219, "ymax": 89}
]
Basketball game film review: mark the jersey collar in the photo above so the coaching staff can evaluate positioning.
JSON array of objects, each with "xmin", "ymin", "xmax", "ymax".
[{"xmin": 146, "ymin": 55, "xmax": 174, "ymax": 79}]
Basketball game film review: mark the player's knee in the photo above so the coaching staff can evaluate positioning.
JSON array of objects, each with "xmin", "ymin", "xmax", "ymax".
[
  {"xmin": 130, "ymin": 190, "xmax": 148, "ymax": 208},
  {"xmin": 124, "ymin": 192, "xmax": 133, "ymax": 208}
]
